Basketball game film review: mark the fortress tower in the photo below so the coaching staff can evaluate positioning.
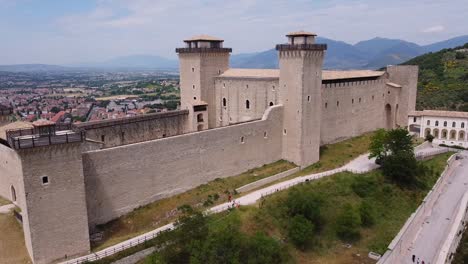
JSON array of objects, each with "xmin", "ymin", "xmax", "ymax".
[
  {"xmin": 276, "ymin": 31, "xmax": 327, "ymax": 167},
  {"xmin": 6, "ymin": 123, "xmax": 90, "ymax": 264},
  {"xmin": 176, "ymin": 35, "xmax": 231, "ymax": 131}
]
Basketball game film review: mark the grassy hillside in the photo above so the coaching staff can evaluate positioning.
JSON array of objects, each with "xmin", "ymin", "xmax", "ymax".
[{"xmin": 402, "ymin": 43, "xmax": 468, "ymax": 111}]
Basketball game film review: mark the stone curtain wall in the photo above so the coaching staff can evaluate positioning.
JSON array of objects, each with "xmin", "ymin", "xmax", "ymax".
[
  {"xmin": 320, "ymin": 79, "xmax": 388, "ymax": 144},
  {"xmin": 76, "ymin": 110, "xmax": 188, "ymax": 148},
  {"xmin": 83, "ymin": 105, "xmax": 284, "ymax": 227}
]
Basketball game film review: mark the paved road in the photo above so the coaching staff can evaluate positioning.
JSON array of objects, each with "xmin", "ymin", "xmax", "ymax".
[{"xmin": 395, "ymin": 151, "xmax": 468, "ymax": 264}]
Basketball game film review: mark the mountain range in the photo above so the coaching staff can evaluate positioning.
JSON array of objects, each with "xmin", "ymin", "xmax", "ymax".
[
  {"xmin": 0, "ymin": 35, "xmax": 467, "ymax": 72},
  {"xmin": 231, "ymin": 35, "xmax": 468, "ymax": 69}
]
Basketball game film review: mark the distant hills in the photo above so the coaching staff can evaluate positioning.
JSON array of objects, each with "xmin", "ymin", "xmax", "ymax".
[
  {"xmin": 231, "ymin": 35, "xmax": 468, "ymax": 70},
  {"xmin": 402, "ymin": 43, "xmax": 468, "ymax": 111},
  {"xmin": 0, "ymin": 35, "xmax": 467, "ymax": 72}
]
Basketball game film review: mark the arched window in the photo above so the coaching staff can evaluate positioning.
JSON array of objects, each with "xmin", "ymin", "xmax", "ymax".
[
  {"xmin": 462, "ymin": 123, "xmax": 465, "ymax": 128},
  {"xmin": 359, "ymin": 98, "xmax": 362, "ymax": 103},
  {"xmin": 459, "ymin": 131, "xmax": 465, "ymax": 141},
  {"xmin": 427, "ymin": 120, "xmax": 430, "ymax": 126},
  {"xmin": 10, "ymin": 185, "xmax": 16, "ymax": 202},
  {"xmin": 325, "ymin": 102, "xmax": 328, "ymax": 108},
  {"xmin": 240, "ymin": 136, "xmax": 245, "ymax": 143},
  {"xmin": 337, "ymin": 101, "xmax": 340, "ymax": 107},
  {"xmin": 452, "ymin": 122, "xmax": 456, "ymax": 128},
  {"xmin": 435, "ymin": 121, "xmax": 439, "ymax": 126},
  {"xmin": 222, "ymin": 98, "xmax": 226, "ymax": 107},
  {"xmin": 269, "ymin": 102, "xmax": 274, "ymax": 107},
  {"xmin": 444, "ymin": 121, "xmax": 447, "ymax": 127},
  {"xmin": 246, "ymin": 100, "xmax": 250, "ymax": 109},
  {"xmin": 352, "ymin": 99, "xmax": 354, "ymax": 104}
]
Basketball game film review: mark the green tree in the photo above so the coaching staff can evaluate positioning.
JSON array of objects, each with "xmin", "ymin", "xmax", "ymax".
[
  {"xmin": 381, "ymin": 153, "xmax": 419, "ymax": 185},
  {"xmin": 288, "ymin": 215, "xmax": 314, "ymax": 250},
  {"xmin": 386, "ymin": 128, "xmax": 414, "ymax": 156},
  {"xmin": 336, "ymin": 204, "xmax": 361, "ymax": 241},
  {"xmin": 368, "ymin": 129, "xmax": 388, "ymax": 162},
  {"xmin": 50, "ymin": 106, "xmax": 61, "ymax": 113},
  {"xmin": 425, "ymin": 133, "xmax": 435, "ymax": 142}
]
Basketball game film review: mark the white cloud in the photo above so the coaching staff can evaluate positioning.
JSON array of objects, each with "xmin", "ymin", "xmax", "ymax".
[{"xmin": 422, "ymin": 25, "xmax": 445, "ymax": 33}]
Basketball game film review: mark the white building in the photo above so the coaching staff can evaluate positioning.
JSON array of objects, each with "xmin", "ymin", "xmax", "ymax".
[{"xmin": 408, "ymin": 110, "xmax": 468, "ymax": 148}]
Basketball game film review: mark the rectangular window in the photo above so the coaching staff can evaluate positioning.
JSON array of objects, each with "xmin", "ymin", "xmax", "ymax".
[{"xmin": 42, "ymin": 176, "xmax": 49, "ymax": 185}]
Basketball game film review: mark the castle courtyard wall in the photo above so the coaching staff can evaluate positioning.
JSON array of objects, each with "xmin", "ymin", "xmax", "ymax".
[
  {"xmin": 214, "ymin": 78, "xmax": 279, "ymax": 126},
  {"xmin": 83, "ymin": 105, "xmax": 284, "ymax": 226}
]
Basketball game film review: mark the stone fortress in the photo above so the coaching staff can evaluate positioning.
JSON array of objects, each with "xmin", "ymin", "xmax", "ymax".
[{"xmin": 0, "ymin": 31, "xmax": 418, "ymax": 264}]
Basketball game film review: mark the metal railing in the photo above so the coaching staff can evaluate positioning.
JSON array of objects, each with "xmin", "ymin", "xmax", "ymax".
[
  {"xmin": 61, "ymin": 226, "xmax": 173, "ymax": 264},
  {"xmin": 8, "ymin": 131, "xmax": 85, "ymax": 149}
]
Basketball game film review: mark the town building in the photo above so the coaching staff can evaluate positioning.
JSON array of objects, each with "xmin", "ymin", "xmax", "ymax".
[{"xmin": 408, "ymin": 110, "xmax": 468, "ymax": 148}]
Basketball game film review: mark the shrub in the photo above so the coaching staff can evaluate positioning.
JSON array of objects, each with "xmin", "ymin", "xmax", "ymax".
[
  {"xmin": 359, "ymin": 201, "xmax": 377, "ymax": 227},
  {"xmin": 351, "ymin": 176, "xmax": 377, "ymax": 197},
  {"xmin": 288, "ymin": 215, "xmax": 315, "ymax": 250},
  {"xmin": 286, "ymin": 189, "xmax": 323, "ymax": 228},
  {"xmin": 336, "ymin": 204, "xmax": 362, "ymax": 241},
  {"xmin": 244, "ymin": 232, "xmax": 287, "ymax": 263}
]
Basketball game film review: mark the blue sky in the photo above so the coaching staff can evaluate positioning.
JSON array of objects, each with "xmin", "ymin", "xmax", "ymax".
[{"xmin": 0, "ymin": 0, "xmax": 467, "ymax": 64}]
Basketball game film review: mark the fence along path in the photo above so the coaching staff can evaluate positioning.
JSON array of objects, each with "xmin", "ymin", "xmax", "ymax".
[{"xmin": 61, "ymin": 149, "xmax": 446, "ymax": 264}]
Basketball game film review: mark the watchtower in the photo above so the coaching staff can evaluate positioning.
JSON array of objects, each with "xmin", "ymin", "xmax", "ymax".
[
  {"xmin": 176, "ymin": 35, "xmax": 231, "ymax": 131},
  {"xmin": 7, "ymin": 123, "xmax": 90, "ymax": 264},
  {"xmin": 276, "ymin": 31, "xmax": 327, "ymax": 166}
]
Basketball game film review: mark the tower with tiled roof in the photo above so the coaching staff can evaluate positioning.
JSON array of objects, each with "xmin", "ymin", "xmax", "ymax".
[
  {"xmin": 176, "ymin": 35, "xmax": 232, "ymax": 131},
  {"xmin": 276, "ymin": 31, "xmax": 327, "ymax": 166}
]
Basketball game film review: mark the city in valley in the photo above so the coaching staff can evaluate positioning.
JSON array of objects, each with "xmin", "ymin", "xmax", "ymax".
[{"xmin": 0, "ymin": 70, "xmax": 180, "ymax": 124}]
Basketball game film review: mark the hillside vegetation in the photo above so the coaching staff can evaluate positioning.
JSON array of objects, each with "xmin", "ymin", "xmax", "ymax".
[
  {"xmin": 402, "ymin": 43, "xmax": 468, "ymax": 111},
  {"xmin": 133, "ymin": 153, "xmax": 452, "ymax": 264}
]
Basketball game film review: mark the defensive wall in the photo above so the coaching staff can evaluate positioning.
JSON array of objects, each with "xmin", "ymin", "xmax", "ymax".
[
  {"xmin": 83, "ymin": 105, "xmax": 283, "ymax": 226},
  {"xmin": 75, "ymin": 110, "xmax": 188, "ymax": 148}
]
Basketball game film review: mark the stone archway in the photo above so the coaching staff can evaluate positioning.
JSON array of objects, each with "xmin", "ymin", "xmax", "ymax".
[
  {"xmin": 459, "ymin": 131, "xmax": 465, "ymax": 141},
  {"xmin": 385, "ymin": 104, "xmax": 393, "ymax": 129},
  {"xmin": 424, "ymin": 128, "xmax": 431, "ymax": 137},
  {"xmin": 433, "ymin": 128, "xmax": 440, "ymax": 139},
  {"xmin": 441, "ymin": 129, "xmax": 448, "ymax": 139},
  {"xmin": 450, "ymin": 130, "xmax": 457, "ymax": 140}
]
